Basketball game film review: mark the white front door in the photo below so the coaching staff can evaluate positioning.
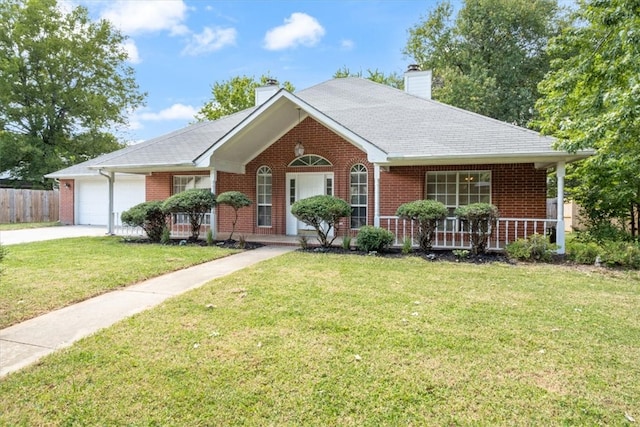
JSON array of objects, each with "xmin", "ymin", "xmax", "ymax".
[{"xmin": 286, "ymin": 173, "xmax": 334, "ymax": 235}]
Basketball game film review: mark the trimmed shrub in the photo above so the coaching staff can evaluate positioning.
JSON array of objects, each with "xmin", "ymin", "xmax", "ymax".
[
  {"xmin": 291, "ymin": 195, "xmax": 351, "ymax": 248},
  {"xmin": 356, "ymin": 226, "xmax": 394, "ymax": 252},
  {"xmin": 455, "ymin": 203, "xmax": 499, "ymax": 255},
  {"xmin": 505, "ymin": 234, "xmax": 558, "ymax": 262},
  {"xmin": 163, "ymin": 189, "xmax": 216, "ymax": 241},
  {"xmin": 121, "ymin": 200, "xmax": 168, "ymax": 243},
  {"xmin": 216, "ymin": 191, "xmax": 252, "ymax": 241},
  {"xmin": 396, "ymin": 200, "xmax": 448, "ymax": 251}
]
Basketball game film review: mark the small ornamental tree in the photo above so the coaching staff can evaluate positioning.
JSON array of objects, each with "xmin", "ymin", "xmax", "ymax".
[
  {"xmin": 396, "ymin": 200, "xmax": 448, "ymax": 251},
  {"xmin": 455, "ymin": 203, "xmax": 499, "ymax": 255},
  {"xmin": 121, "ymin": 200, "xmax": 167, "ymax": 243},
  {"xmin": 216, "ymin": 191, "xmax": 252, "ymax": 241},
  {"xmin": 291, "ymin": 195, "xmax": 351, "ymax": 248},
  {"xmin": 163, "ymin": 189, "xmax": 216, "ymax": 241}
]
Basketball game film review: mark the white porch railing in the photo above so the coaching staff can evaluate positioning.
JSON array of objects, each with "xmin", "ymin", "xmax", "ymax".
[
  {"xmin": 379, "ymin": 216, "xmax": 558, "ymax": 250},
  {"xmin": 113, "ymin": 212, "xmax": 212, "ymax": 239}
]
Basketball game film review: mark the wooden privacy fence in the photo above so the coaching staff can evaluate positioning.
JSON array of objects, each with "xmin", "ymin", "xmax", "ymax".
[{"xmin": 0, "ymin": 189, "xmax": 59, "ymax": 223}]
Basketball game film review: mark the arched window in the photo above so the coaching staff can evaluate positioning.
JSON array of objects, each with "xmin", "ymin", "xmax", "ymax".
[
  {"xmin": 350, "ymin": 164, "xmax": 367, "ymax": 229},
  {"xmin": 289, "ymin": 155, "xmax": 332, "ymax": 167},
  {"xmin": 257, "ymin": 166, "xmax": 272, "ymax": 227}
]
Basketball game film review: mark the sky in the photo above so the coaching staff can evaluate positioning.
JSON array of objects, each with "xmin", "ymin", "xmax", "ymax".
[{"xmin": 64, "ymin": 0, "xmax": 452, "ymax": 143}]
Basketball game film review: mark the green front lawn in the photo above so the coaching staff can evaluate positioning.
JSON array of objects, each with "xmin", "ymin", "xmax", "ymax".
[
  {"xmin": 0, "ymin": 236, "xmax": 238, "ymax": 328},
  {"xmin": 1, "ymin": 253, "xmax": 638, "ymax": 425}
]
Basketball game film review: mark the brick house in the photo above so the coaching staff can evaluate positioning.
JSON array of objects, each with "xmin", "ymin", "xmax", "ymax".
[{"xmin": 47, "ymin": 69, "xmax": 591, "ymax": 253}]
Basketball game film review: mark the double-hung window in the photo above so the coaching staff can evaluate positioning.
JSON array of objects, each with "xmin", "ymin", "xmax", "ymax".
[
  {"xmin": 426, "ymin": 171, "xmax": 491, "ymax": 229},
  {"xmin": 172, "ymin": 175, "xmax": 211, "ymax": 224}
]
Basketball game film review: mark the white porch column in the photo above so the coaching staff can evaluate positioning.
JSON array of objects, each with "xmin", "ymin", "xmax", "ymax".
[
  {"xmin": 556, "ymin": 162, "xmax": 566, "ymax": 254},
  {"xmin": 374, "ymin": 164, "xmax": 381, "ymax": 227},
  {"xmin": 210, "ymin": 169, "xmax": 217, "ymax": 238},
  {"xmin": 99, "ymin": 170, "xmax": 115, "ymax": 235}
]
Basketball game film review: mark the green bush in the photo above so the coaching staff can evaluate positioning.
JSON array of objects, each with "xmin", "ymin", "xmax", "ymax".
[
  {"xmin": 601, "ymin": 241, "xmax": 640, "ymax": 269},
  {"xmin": 455, "ymin": 203, "xmax": 499, "ymax": 255},
  {"xmin": 163, "ymin": 189, "xmax": 216, "ymax": 241},
  {"xmin": 566, "ymin": 240, "xmax": 602, "ymax": 264},
  {"xmin": 291, "ymin": 195, "xmax": 351, "ymax": 248},
  {"xmin": 120, "ymin": 200, "xmax": 168, "ymax": 243},
  {"xmin": 396, "ymin": 200, "xmax": 448, "ymax": 251},
  {"xmin": 216, "ymin": 191, "xmax": 252, "ymax": 241},
  {"xmin": 506, "ymin": 234, "xmax": 558, "ymax": 262},
  {"xmin": 356, "ymin": 226, "xmax": 394, "ymax": 252}
]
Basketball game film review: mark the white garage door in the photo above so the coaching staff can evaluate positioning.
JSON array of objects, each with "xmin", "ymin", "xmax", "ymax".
[{"xmin": 76, "ymin": 175, "xmax": 145, "ymax": 225}]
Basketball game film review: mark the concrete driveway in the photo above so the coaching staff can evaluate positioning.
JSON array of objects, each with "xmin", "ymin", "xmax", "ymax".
[{"xmin": 0, "ymin": 225, "xmax": 107, "ymax": 245}]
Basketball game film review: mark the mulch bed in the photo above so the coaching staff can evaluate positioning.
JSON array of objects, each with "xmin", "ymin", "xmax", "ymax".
[{"xmin": 121, "ymin": 237, "xmax": 264, "ymax": 250}]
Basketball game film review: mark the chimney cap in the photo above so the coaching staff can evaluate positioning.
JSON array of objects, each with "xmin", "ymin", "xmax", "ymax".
[
  {"xmin": 406, "ymin": 64, "xmax": 421, "ymax": 72},
  {"xmin": 265, "ymin": 78, "xmax": 278, "ymax": 86}
]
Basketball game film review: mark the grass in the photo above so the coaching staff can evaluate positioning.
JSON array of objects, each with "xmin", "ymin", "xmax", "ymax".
[
  {"xmin": 1, "ymin": 252, "xmax": 639, "ymax": 425},
  {"xmin": 0, "ymin": 236, "xmax": 238, "ymax": 328},
  {"xmin": 0, "ymin": 221, "xmax": 61, "ymax": 231}
]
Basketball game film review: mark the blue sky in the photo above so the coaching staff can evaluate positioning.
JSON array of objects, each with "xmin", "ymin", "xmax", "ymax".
[{"xmin": 66, "ymin": 0, "xmax": 451, "ymax": 143}]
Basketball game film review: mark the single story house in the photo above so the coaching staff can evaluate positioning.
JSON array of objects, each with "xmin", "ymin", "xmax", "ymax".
[{"xmin": 46, "ymin": 67, "xmax": 591, "ymax": 253}]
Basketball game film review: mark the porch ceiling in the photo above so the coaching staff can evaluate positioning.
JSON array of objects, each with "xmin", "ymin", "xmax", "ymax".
[{"xmin": 207, "ymin": 96, "xmax": 302, "ymax": 174}]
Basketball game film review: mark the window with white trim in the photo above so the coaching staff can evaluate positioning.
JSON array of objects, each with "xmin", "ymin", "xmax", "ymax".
[
  {"xmin": 426, "ymin": 171, "xmax": 491, "ymax": 227},
  {"xmin": 350, "ymin": 164, "xmax": 367, "ymax": 229},
  {"xmin": 289, "ymin": 155, "xmax": 332, "ymax": 167},
  {"xmin": 257, "ymin": 166, "xmax": 272, "ymax": 227},
  {"xmin": 172, "ymin": 175, "xmax": 210, "ymax": 194}
]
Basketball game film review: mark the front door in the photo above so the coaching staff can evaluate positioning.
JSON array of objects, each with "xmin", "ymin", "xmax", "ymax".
[{"xmin": 286, "ymin": 173, "xmax": 334, "ymax": 235}]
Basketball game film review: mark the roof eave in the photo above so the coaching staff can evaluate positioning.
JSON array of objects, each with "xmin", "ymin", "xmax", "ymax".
[{"xmin": 384, "ymin": 151, "xmax": 594, "ymax": 167}]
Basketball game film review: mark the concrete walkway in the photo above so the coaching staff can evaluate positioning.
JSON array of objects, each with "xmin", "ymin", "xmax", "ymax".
[{"xmin": 0, "ymin": 245, "xmax": 295, "ymax": 377}]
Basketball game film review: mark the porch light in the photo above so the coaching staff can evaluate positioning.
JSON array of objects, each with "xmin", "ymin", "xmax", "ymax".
[{"xmin": 294, "ymin": 141, "xmax": 305, "ymax": 157}]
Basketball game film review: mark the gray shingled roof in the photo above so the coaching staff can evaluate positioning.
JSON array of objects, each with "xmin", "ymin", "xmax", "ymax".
[
  {"xmin": 48, "ymin": 77, "xmax": 578, "ymax": 178},
  {"xmin": 295, "ymin": 78, "xmax": 557, "ymax": 158}
]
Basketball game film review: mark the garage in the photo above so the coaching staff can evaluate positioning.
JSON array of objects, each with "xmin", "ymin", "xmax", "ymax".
[{"xmin": 75, "ymin": 174, "xmax": 145, "ymax": 225}]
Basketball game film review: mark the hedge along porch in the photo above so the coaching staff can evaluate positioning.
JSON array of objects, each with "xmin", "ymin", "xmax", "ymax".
[{"xmin": 46, "ymin": 70, "xmax": 590, "ymax": 253}]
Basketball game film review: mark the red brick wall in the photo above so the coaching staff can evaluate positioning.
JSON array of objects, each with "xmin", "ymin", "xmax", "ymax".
[
  {"xmin": 379, "ymin": 163, "xmax": 547, "ymax": 218},
  {"xmin": 59, "ymin": 179, "xmax": 75, "ymax": 224}
]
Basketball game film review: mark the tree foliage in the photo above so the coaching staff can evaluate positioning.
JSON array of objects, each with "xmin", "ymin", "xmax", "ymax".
[
  {"xmin": 290, "ymin": 195, "xmax": 351, "ymax": 248},
  {"xmin": 216, "ymin": 191, "xmax": 252, "ymax": 241},
  {"xmin": 536, "ymin": 0, "xmax": 640, "ymax": 238},
  {"xmin": 0, "ymin": 0, "xmax": 145, "ymax": 188},
  {"xmin": 196, "ymin": 74, "xmax": 295, "ymax": 121},
  {"xmin": 163, "ymin": 189, "xmax": 216, "ymax": 241},
  {"xmin": 396, "ymin": 200, "xmax": 448, "ymax": 251},
  {"xmin": 121, "ymin": 201, "xmax": 168, "ymax": 243},
  {"xmin": 404, "ymin": 0, "xmax": 565, "ymax": 126},
  {"xmin": 333, "ymin": 66, "xmax": 403, "ymax": 89}
]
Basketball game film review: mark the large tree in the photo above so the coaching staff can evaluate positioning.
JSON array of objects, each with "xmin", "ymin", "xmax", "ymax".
[
  {"xmin": 0, "ymin": 0, "xmax": 145, "ymax": 188},
  {"xmin": 196, "ymin": 74, "xmax": 294, "ymax": 121},
  {"xmin": 404, "ymin": 0, "xmax": 565, "ymax": 126},
  {"xmin": 536, "ymin": 0, "xmax": 640, "ymax": 237}
]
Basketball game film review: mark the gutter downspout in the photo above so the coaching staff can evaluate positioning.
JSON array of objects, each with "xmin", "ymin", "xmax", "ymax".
[{"xmin": 98, "ymin": 169, "xmax": 115, "ymax": 235}]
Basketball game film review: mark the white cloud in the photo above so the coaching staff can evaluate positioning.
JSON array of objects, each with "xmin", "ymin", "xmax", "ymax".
[
  {"xmin": 182, "ymin": 27, "xmax": 237, "ymax": 56},
  {"xmin": 138, "ymin": 104, "xmax": 199, "ymax": 121},
  {"xmin": 340, "ymin": 39, "xmax": 355, "ymax": 51},
  {"xmin": 100, "ymin": 0, "xmax": 188, "ymax": 35},
  {"xmin": 264, "ymin": 13, "xmax": 325, "ymax": 50},
  {"xmin": 121, "ymin": 39, "xmax": 141, "ymax": 64}
]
